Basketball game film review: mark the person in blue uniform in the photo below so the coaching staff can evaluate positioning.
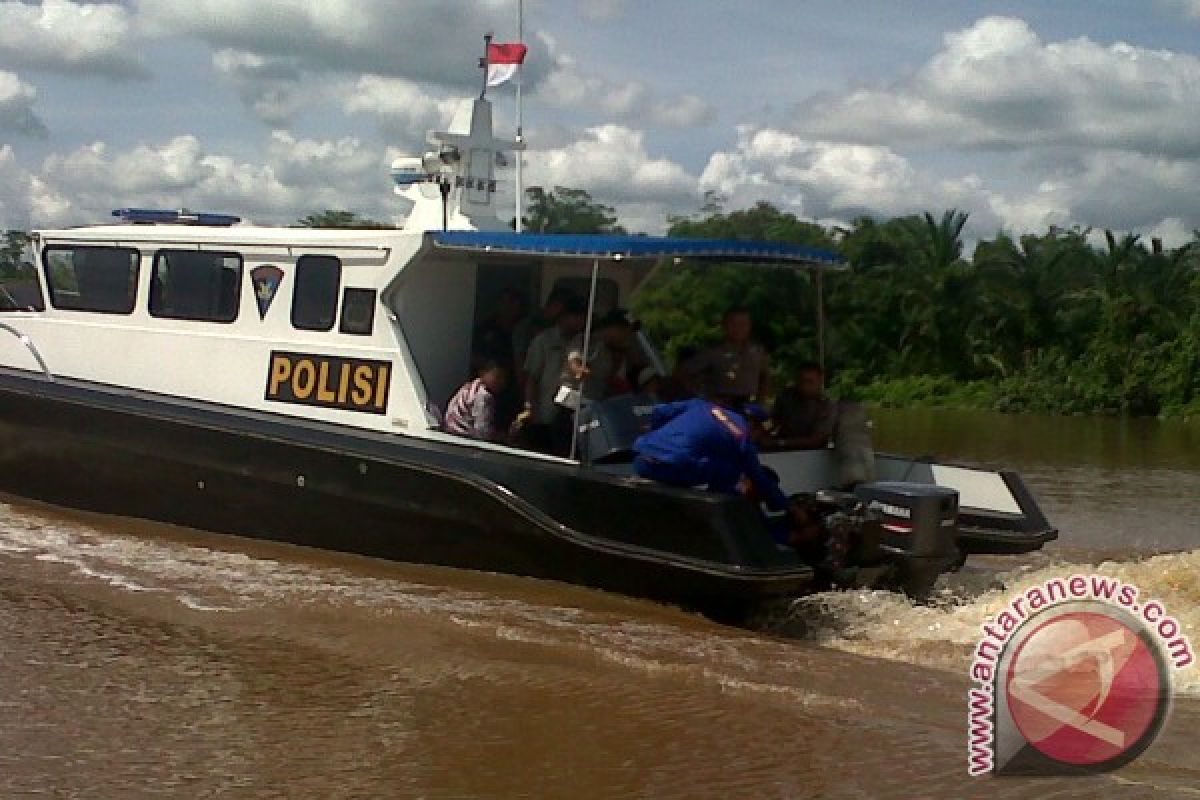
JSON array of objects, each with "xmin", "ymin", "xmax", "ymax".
[{"xmin": 632, "ymin": 396, "xmax": 789, "ymax": 513}]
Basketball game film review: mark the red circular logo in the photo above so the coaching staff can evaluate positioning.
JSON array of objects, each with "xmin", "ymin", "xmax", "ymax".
[{"xmin": 1005, "ymin": 609, "xmax": 1169, "ymax": 768}]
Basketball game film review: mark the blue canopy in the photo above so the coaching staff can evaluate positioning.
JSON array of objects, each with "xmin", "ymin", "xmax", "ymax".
[{"xmin": 430, "ymin": 230, "xmax": 845, "ymax": 268}]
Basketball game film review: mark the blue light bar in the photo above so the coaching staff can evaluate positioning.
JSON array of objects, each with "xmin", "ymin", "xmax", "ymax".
[{"xmin": 112, "ymin": 208, "xmax": 242, "ymax": 226}]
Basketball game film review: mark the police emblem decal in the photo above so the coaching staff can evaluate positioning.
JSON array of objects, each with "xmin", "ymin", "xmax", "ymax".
[{"xmin": 251, "ymin": 265, "xmax": 284, "ymax": 320}]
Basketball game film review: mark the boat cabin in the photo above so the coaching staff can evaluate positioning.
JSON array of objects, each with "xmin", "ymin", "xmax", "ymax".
[{"xmin": 1, "ymin": 211, "xmax": 842, "ymax": 462}]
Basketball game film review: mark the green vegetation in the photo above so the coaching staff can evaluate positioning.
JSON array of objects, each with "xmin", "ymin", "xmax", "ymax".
[
  {"xmin": 296, "ymin": 210, "xmax": 394, "ymax": 229},
  {"xmin": 521, "ymin": 186, "xmax": 626, "ymax": 234},
  {"xmin": 634, "ymin": 199, "xmax": 1200, "ymax": 418},
  {"xmin": 0, "ymin": 231, "xmax": 31, "ymax": 279}
]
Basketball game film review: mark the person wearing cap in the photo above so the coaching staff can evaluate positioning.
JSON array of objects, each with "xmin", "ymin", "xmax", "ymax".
[{"xmin": 632, "ymin": 395, "xmax": 790, "ymax": 513}]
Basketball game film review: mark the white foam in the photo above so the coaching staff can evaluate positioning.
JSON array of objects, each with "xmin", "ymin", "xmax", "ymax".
[
  {"xmin": 790, "ymin": 549, "xmax": 1200, "ymax": 695},
  {"xmin": 177, "ymin": 595, "xmax": 243, "ymax": 613}
]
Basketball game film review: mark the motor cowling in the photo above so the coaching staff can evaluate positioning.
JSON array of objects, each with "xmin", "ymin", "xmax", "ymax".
[{"xmin": 854, "ymin": 481, "xmax": 960, "ymax": 597}]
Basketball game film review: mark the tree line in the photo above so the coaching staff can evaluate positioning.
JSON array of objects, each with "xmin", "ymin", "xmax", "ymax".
[
  {"xmin": 523, "ymin": 187, "xmax": 1200, "ymax": 418},
  {"xmin": 644, "ymin": 200, "xmax": 1200, "ymax": 418},
  {"xmin": 5, "ymin": 189, "xmax": 1197, "ymax": 417}
]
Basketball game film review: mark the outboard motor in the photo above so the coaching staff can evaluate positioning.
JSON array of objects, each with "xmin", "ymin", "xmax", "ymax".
[
  {"xmin": 854, "ymin": 481, "xmax": 960, "ymax": 597},
  {"xmin": 576, "ymin": 394, "xmax": 656, "ymax": 463}
]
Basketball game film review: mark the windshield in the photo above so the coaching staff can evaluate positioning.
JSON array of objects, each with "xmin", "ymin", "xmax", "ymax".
[{"xmin": 0, "ymin": 239, "xmax": 44, "ymax": 312}]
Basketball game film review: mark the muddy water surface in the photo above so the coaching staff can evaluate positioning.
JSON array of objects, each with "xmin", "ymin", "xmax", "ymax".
[{"xmin": 1, "ymin": 408, "xmax": 1197, "ymax": 798}]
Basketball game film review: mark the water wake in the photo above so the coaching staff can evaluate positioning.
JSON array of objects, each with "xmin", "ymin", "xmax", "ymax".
[
  {"xmin": 786, "ymin": 550, "xmax": 1200, "ymax": 694},
  {"xmin": 3, "ymin": 500, "xmax": 1197, "ymax": 698}
]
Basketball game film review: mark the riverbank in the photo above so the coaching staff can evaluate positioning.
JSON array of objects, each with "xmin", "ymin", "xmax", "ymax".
[{"xmin": 844, "ymin": 373, "xmax": 1200, "ymax": 420}]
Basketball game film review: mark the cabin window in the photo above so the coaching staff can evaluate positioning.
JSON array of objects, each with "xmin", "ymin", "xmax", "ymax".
[
  {"xmin": 0, "ymin": 238, "xmax": 45, "ymax": 312},
  {"xmin": 43, "ymin": 245, "xmax": 139, "ymax": 314},
  {"xmin": 150, "ymin": 250, "xmax": 243, "ymax": 323},
  {"xmin": 339, "ymin": 288, "xmax": 376, "ymax": 336},
  {"xmin": 291, "ymin": 255, "xmax": 342, "ymax": 332}
]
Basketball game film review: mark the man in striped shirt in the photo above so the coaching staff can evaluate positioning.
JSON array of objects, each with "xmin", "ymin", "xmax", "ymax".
[{"xmin": 444, "ymin": 362, "xmax": 507, "ymax": 442}]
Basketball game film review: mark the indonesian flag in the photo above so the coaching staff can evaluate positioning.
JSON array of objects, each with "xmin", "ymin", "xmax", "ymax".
[{"xmin": 486, "ymin": 42, "xmax": 527, "ymax": 87}]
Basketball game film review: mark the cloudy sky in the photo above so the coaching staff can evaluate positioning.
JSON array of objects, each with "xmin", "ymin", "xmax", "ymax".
[{"xmin": 2, "ymin": 0, "xmax": 1200, "ymax": 242}]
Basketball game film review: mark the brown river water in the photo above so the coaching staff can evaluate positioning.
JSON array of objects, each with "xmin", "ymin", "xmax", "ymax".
[{"xmin": 1, "ymin": 408, "xmax": 1197, "ymax": 798}]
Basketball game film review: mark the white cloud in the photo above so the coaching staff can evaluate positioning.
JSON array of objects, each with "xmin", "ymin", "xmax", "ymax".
[
  {"xmin": 1039, "ymin": 149, "xmax": 1200, "ymax": 233},
  {"xmin": 701, "ymin": 125, "xmax": 1200, "ymax": 244},
  {"xmin": 0, "ymin": 146, "xmax": 34, "ymax": 229},
  {"xmin": 522, "ymin": 124, "xmax": 698, "ymax": 231},
  {"xmin": 341, "ymin": 76, "xmax": 461, "ymax": 141},
  {"xmin": 536, "ymin": 40, "xmax": 714, "ymax": 128},
  {"xmin": 4, "ymin": 9, "xmax": 1196, "ymax": 243},
  {"xmin": 137, "ymin": 0, "xmax": 549, "ymax": 87},
  {"xmin": 266, "ymin": 130, "xmax": 382, "ymax": 189},
  {"xmin": 212, "ymin": 49, "xmax": 312, "ymax": 127},
  {"xmin": 9, "ymin": 125, "xmax": 1198, "ymax": 242},
  {"xmin": 0, "ymin": 0, "xmax": 145, "ymax": 79},
  {"xmin": 700, "ymin": 126, "xmax": 1005, "ymax": 229},
  {"xmin": 31, "ymin": 133, "xmax": 402, "ymax": 228},
  {"xmin": 1163, "ymin": 0, "xmax": 1200, "ymax": 20},
  {"xmin": 5, "ymin": 122, "xmax": 700, "ymax": 233},
  {"xmin": 1144, "ymin": 217, "xmax": 1196, "ymax": 248},
  {"xmin": 796, "ymin": 16, "xmax": 1200, "ymax": 158},
  {"xmin": 527, "ymin": 124, "xmax": 696, "ymax": 203},
  {"xmin": 0, "ymin": 72, "xmax": 47, "ymax": 137},
  {"xmin": 2, "ymin": 1, "xmax": 705, "ymax": 138},
  {"xmin": 580, "ymin": 0, "xmax": 629, "ymax": 22}
]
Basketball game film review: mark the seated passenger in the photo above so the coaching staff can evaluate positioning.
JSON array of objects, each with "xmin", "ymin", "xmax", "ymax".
[
  {"xmin": 770, "ymin": 361, "xmax": 837, "ymax": 450},
  {"xmin": 444, "ymin": 362, "xmax": 507, "ymax": 442},
  {"xmin": 471, "ymin": 287, "xmax": 527, "ymax": 429},
  {"xmin": 632, "ymin": 396, "xmax": 789, "ymax": 513}
]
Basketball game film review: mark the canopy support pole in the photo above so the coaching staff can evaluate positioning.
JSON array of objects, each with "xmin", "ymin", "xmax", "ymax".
[
  {"xmin": 570, "ymin": 258, "xmax": 601, "ymax": 463},
  {"xmin": 815, "ymin": 267, "xmax": 826, "ymax": 372},
  {"xmin": 514, "ymin": 0, "xmax": 524, "ymax": 233}
]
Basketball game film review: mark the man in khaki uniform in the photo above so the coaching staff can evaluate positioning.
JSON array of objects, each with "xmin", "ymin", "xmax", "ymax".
[
  {"xmin": 682, "ymin": 307, "xmax": 770, "ymax": 403},
  {"xmin": 770, "ymin": 361, "xmax": 837, "ymax": 450}
]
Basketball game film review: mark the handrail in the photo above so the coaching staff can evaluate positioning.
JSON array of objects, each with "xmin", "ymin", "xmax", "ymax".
[{"xmin": 0, "ymin": 323, "xmax": 53, "ymax": 381}]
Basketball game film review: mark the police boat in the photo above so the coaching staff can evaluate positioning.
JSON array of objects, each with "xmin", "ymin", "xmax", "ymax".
[{"xmin": 0, "ymin": 94, "xmax": 1055, "ymax": 618}]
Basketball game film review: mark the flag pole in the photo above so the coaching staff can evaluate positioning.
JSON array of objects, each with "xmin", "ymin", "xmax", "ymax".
[
  {"xmin": 514, "ymin": 0, "xmax": 524, "ymax": 233},
  {"xmin": 479, "ymin": 33, "xmax": 492, "ymax": 100}
]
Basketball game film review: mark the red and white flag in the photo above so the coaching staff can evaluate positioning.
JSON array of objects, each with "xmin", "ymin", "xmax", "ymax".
[{"xmin": 486, "ymin": 42, "xmax": 527, "ymax": 87}]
